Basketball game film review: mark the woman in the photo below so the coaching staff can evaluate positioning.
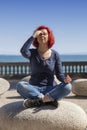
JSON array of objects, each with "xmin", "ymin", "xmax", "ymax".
[{"xmin": 16, "ymin": 25, "xmax": 72, "ymax": 108}]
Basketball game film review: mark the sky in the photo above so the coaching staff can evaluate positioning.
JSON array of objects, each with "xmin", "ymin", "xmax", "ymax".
[{"xmin": 0, "ymin": 0, "xmax": 87, "ymax": 55}]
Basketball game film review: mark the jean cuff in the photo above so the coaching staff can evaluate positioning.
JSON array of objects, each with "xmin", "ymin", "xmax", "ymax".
[{"xmin": 46, "ymin": 93, "xmax": 54, "ymax": 101}]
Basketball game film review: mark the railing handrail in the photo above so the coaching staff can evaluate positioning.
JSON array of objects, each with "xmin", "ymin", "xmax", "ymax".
[
  {"xmin": 0, "ymin": 62, "xmax": 29, "ymax": 65},
  {"xmin": 0, "ymin": 61, "xmax": 87, "ymax": 65},
  {"xmin": 62, "ymin": 61, "xmax": 87, "ymax": 65}
]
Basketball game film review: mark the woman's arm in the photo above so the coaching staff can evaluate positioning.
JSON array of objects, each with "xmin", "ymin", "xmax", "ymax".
[
  {"xmin": 55, "ymin": 52, "xmax": 65, "ymax": 82},
  {"xmin": 55, "ymin": 52, "xmax": 72, "ymax": 83},
  {"xmin": 20, "ymin": 30, "xmax": 42, "ymax": 59},
  {"xmin": 20, "ymin": 36, "xmax": 34, "ymax": 58}
]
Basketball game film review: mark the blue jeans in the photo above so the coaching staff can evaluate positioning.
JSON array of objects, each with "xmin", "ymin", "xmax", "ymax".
[{"xmin": 16, "ymin": 81, "xmax": 72, "ymax": 101}]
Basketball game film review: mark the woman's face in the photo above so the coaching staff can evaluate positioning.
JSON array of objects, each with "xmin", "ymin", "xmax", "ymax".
[{"xmin": 37, "ymin": 29, "xmax": 49, "ymax": 45}]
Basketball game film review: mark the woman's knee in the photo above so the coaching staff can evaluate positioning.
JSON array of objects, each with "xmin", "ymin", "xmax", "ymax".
[
  {"xmin": 64, "ymin": 83, "xmax": 72, "ymax": 94},
  {"xmin": 16, "ymin": 81, "xmax": 27, "ymax": 92}
]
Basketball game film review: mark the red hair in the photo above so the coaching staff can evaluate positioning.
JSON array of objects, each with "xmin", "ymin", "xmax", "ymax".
[{"xmin": 33, "ymin": 25, "xmax": 55, "ymax": 48}]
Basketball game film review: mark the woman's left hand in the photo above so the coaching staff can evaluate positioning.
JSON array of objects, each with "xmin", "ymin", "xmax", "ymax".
[{"xmin": 64, "ymin": 75, "xmax": 72, "ymax": 83}]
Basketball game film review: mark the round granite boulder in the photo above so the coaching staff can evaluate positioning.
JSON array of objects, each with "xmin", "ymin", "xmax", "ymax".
[
  {"xmin": 0, "ymin": 78, "xmax": 10, "ymax": 95},
  {"xmin": 0, "ymin": 101, "xmax": 87, "ymax": 130},
  {"xmin": 22, "ymin": 75, "xmax": 31, "ymax": 82},
  {"xmin": 72, "ymin": 79, "xmax": 87, "ymax": 96}
]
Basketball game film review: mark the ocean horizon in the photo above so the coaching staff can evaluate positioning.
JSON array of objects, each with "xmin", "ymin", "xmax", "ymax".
[{"xmin": 0, "ymin": 54, "xmax": 87, "ymax": 62}]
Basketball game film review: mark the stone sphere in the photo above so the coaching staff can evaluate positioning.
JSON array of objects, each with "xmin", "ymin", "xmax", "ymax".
[
  {"xmin": 72, "ymin": 79, "xmax": 87, "ymax": 96},
  {"xmin": 0, "ymin": 100, "xmax": 87, "ymax": 130},
  {"xmin": 0, "ymin": 78, "xmax": 10, "ymax": 95}
]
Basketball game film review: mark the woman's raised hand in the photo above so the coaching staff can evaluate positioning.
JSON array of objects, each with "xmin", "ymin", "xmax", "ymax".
[{"xmin": 33, "ymin": 30, "xmax": 42, "ymax": 38}]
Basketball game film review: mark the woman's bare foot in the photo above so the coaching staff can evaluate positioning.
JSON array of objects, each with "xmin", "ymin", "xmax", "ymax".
[{"xmin": 42, "ymin": 95, "xmax": 52, "ymax": 102}]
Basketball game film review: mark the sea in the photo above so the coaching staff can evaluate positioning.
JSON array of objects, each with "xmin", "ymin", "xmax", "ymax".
[{"xmin": 0, "ymin": 54, "xmax": 87, "ymax": 62}]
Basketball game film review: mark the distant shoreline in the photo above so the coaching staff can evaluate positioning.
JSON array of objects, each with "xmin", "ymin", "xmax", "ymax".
[
  {"xmin": 0, "ymin": 53, "xmax": 87, "ymax": 56},
  {"xmin": 0, "ymin": 54, "xmax": 87, "ymax": 62}
]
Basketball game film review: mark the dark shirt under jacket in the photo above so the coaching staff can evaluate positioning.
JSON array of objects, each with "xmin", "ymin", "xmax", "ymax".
[{"xmin": 20, "ymin": 36, "xmax": 65, "ymax": 86}]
